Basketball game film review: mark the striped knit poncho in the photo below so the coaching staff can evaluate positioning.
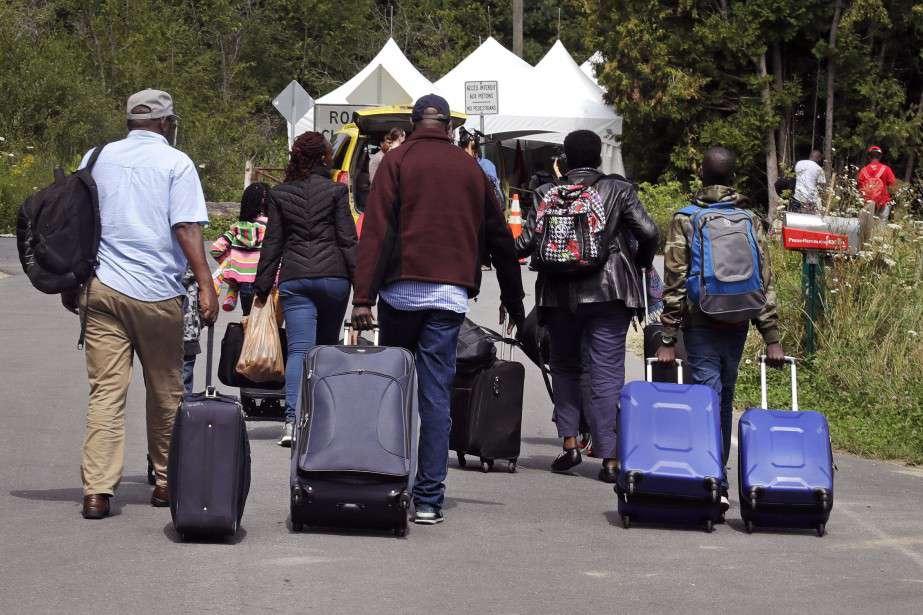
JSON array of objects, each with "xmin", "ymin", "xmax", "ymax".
[{"xmin": 210, "ymin": 216, "xmax": 267, "ymax": 284}]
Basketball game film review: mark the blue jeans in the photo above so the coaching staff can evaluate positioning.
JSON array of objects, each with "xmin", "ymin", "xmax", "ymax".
[
  {"xmin": 182, "ymin": 355, "xmax": 196, "ymax": 394},
  {"xmin": 279, "ymin": 277, "xmax": 351, "ymax": 422},
  {"xmin": 238, "ymin": 283, "xmax": 255, "ymax": 316},
  {"xmin": 378, "ymin": 299, "xmax": 465, "ymax": 512},
  {"xmin": 543, "ymin": 301, "xmax": 632, "ymax": 460},
  {"xmin": 684, "ymin": 326, "xmax": 749, "ymax": 489}
]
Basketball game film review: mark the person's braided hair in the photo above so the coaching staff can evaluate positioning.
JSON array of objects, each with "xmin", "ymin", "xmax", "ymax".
[{"xmin": 285, "ymin": 131, "xmax": 328, "ymax": 182}]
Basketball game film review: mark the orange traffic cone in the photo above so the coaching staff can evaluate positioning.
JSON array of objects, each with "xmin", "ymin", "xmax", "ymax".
[{"xmin": 508, "ymin": 194, "xmax": 526, "ymax": 264}]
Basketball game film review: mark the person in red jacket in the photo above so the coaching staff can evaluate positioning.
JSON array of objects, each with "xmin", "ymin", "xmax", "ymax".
[
  {"xmin": 351, "ymin": 94, "xmax": 525, "ymax": 526},
  {"xmin": 858, "ymin": 145, "xmax": 896, "ymax": 220}
]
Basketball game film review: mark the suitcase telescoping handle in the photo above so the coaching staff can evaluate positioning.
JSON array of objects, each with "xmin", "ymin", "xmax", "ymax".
[
  {"xmin": 342, "ymin": 321, "xmax": 380, "ymax": 346},
  {"xmin": 641, "ymin": 267, "xmax": 650, "ymax": 324},
  {"xmin": 205, "ymin": 323, "xmax": 217, "ymax": 398},
  {"xmin": 645, "ymin": 357, "xmax": 683, "ymax": 384},
  {"xmin": 759, "ymin": 354, "xmax": 799, "ymax": 411}
]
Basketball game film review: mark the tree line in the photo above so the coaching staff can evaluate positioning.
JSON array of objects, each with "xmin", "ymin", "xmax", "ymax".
[{"xmin": 1, "ymin": 1, "xmax": 921, "ymax": 215}]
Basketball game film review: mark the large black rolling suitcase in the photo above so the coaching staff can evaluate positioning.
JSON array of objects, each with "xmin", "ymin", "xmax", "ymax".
[
  {"xmin": 450, "ymin": 322, "xmax": 525, "ymax": 473},
  {"xmin": 641, "ymin": 268, "xmax": 692, "ymax": 384},
  {"xmin": 168, "ymin": 325, "xmax": 251, "ymax": 540},
  {"xmin": 290, "ymin": 324, "xmax": 417, "ymax": 536}
]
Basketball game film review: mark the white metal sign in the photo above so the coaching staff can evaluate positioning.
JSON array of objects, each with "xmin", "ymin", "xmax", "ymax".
[
  {"xmin": 464, "ymin": 81, "xmax": 499, "ymax": 116},
  {"xmin": 314, "ymin": 104, "xmax": 373, "ymax": 142},
  {"xmin": 272, "ymin": 80, "xmax": 314, "ymax": 124}
]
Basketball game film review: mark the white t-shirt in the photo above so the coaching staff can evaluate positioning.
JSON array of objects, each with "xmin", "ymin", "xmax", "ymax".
[{"xmin": 793, "ymin": 159, "xmax": 826, "ymax": 205}]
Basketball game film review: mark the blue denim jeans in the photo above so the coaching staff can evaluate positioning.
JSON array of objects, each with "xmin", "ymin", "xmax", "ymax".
[
  {"xmin": 279, "ymin": 277, "xmax": 351, "ymax": 422},
  {"xmin": 543, "ymin": 301, "xmax": 632, "ymax": 460},
  {"xmin": 378, "ymin": 299, "xmax": 465, "ymax": 512},
  {"xmin": 238, "ymin": 282, "xmax": 255, "ymax": 316},
  {"xmin": 182, "ymin": 355, "xmax": 196, "ymax": 394},
  {"xmin": 684, "ymin": 326, "xmax": 749, "ymax": 488}
]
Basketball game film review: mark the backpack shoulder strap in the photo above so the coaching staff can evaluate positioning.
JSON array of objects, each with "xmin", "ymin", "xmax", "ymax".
[
  {"xmin": 83, "ymin": 144, "xmax": 107, "ymax": 172},
  {"xmin": 872, "ymin": 164, "xmax": 887, "ymax": 180}
]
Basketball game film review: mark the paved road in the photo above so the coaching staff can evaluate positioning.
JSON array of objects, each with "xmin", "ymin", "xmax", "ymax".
[{"xmin": 1, "ymin": 238, "xmax": 921, "ymax": 614}]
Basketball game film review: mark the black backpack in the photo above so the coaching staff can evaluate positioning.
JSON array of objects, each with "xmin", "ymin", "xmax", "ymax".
[{"xmin": 16, "ymin": 145, "xmax": 106, "ymax": 294}]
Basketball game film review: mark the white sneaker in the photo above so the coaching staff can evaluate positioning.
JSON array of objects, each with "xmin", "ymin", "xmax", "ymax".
[
  {"xmin": 277, "ymin": 421, "xmax": 294, "ymax": 448},
  {"xmin": 720, "ymin": 495, "xmax": 730, "ymax": 513},
  {"xmin": 413, "ymin": 509, "xmax": 445, "ymax": 525}
]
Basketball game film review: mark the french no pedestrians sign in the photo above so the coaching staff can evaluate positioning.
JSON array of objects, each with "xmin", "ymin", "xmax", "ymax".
[
  {"xmin": 465, "ymin": 81, "xmax": 499, "ymax": 115},
  {"xmin": 272, "ymin": 80, "xmax": 314, "ymax": 124}
]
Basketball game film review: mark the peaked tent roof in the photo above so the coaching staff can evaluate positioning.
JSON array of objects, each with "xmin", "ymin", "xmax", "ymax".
[
  {"xmin": 434, "ymin": 36, "xmax": 536, "ymax": 119},
  {"xmin": 317, "ymin": 38, "xmax": 440, "ymax": 106},
  {"xmin": 291, "ymin": 38, "xmax": 444, "ymax": 138},
  {"xmin": 580, "ymin": 51, "xmax": 605, "ymax": 87}
]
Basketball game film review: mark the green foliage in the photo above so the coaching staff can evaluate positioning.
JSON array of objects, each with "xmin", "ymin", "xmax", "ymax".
[
  {"xmin": 204, "ymin": 215, "xmax": 235, "ymax": 242},
  {"xmin": 637, "ymin": 180, "xmax": 688, "ymax": 250},
  {"xmin": 597, "ymin": 1, "xmax": 923, "ymax": 199}
]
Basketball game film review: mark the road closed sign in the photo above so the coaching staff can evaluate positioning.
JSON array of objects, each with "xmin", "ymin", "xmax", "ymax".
[
  {"xmin": 465, "ymin": 81, "xmax": 499, "ymax": 115},
  {"xmin": 314, "ymin": 104, "xmax": 372, "ymax": 141}
]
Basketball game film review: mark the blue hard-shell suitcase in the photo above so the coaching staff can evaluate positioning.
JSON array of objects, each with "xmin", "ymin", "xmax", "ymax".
[
  {"xmin": 615, "ymin": 359, "xmax": 725, "ymax": 532},
  {"xmin": 738, "ymin": 356, "xmax": 833, "ymax": 536},
  {"xmin": 290, "ymin": 324, "xmax": 418, "ymax": 537}
]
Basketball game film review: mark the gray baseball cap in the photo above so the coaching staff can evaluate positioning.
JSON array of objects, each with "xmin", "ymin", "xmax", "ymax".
[{"xmin": 126, "ymin": 89, "xmax": 178, "ymax": 120}]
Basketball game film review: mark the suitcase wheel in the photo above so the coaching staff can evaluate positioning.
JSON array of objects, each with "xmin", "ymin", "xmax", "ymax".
[
  {"xmin": 457, "ymin": 453, "xmax": 467, "ymax": 468},
  {"xmin": 816, "ymin": 523, "xmax": 826, "ymax": 538},
  {"xmin": 621, "ymin": 514, "xmax": 631, "ymax": 529},
  {"xmin": 704, "ymin": 519, "xmax": 714, "ymax": 533},
  {"xmin": 146, "ymin": 455, "xmax": 155, "ymax": 486},
  {"xmin": 507, "ymin": 458, "xmax": 517, "ymax": 473},
  {"xmin": 394, "ymin": 526, "xmax": 408, "ymax": 538},
  {"xmin": 745, "ymin": 520, "xmax": 755, "ymax": 534},
  {"xmin": 292, "ymin": 521, "xmax": 304, "ymax": 532},
  {"xmin": 480, "ymin": 458, "xmax": 494, "ymax": 473}
]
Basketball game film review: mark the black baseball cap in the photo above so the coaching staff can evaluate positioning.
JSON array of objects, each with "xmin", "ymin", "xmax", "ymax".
[{"xmin": 412, "ymin": 94, "xmax": 450, "ymax": 123}]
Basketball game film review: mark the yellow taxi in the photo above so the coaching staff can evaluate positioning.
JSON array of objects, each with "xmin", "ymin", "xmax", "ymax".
[{"xmin": 328, "ymin": 105, "xmax": 467, "ymax": 217}]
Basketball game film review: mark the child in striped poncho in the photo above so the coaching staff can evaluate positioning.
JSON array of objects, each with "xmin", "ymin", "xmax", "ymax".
[{"xmin": 211, "ymin": 183, "xmax": 270, "ymax": 313}]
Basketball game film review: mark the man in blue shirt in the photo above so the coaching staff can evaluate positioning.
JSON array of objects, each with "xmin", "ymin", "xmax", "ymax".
[{"xmin": 74, "ymin": 89, "xmax": 217, "ymax": 520}]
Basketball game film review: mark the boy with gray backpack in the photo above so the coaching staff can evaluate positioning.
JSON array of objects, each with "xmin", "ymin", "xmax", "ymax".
[{"xmin": 657, "ymin": 146, "xmax": 785, "ymax": 510}]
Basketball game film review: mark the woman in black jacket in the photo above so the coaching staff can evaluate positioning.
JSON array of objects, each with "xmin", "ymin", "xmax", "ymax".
[
  {"xmin": 254, "ymin": 132, "xmax": 357, "ymax": 446},
  {"xmin": 515, "ymin": 130, "xmax": 659, "ymax": 482}
]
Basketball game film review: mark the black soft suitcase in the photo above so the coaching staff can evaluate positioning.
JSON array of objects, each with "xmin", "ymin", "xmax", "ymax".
[
  {"xmin": 168, "ymin": 325, "xmax": 251, "ymax": 540},
  {"xmin": 290, "ymin": 325, "xmax": 417, "ymax": 536},
  {"xmin": 641, "ymin": 268, "xmax": 691, "ymax": 384},
  {"xmin": 451, "ymin": 338, "xmax": 525, "ymax": 474}
]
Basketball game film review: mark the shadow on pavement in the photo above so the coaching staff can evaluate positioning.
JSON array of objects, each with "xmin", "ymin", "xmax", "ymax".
[
  {"xmin": 285, "ymin": 518, "xmax": 405, "ymax": 540},
  {"xmin": 602, "ymin": 510, "xmax": 718, "ymax": 534},
  {"xmin": 247, "ymin": 424, "xmax": 284, "ymax": 440},
  {"xmin": 7, "ymin": 486, "xmax": 161, "ymax": 517},
  {"xmin": 163, "ymin": 523, "xmax": 249, "ymax": 545}
]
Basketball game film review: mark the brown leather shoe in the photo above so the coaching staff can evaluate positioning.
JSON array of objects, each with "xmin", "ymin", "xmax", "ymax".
[
  {"xmin": 150, "ymin": 485, "xmax": 170, "ymax": 507},
  {"xmin": 82, "ymin": 494, "xmax": 110, "ymax": 519}
]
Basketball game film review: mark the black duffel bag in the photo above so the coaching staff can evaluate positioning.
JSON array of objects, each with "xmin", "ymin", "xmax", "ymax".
[
  {"xmin": 218, "ymin": 321, "xmax": 288, "ymax": 389},
  {"xmin": 455, "ymin": 318, "xmax": 500, "ymax": 374}
]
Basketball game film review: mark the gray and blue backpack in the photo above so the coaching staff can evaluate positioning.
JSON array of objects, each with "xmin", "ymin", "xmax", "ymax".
[{"xmin": 678, "ymin": 202, "xmax": 766, "ymax": 323}]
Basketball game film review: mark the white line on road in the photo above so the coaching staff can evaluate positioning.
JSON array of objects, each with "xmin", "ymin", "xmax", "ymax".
[{"xmin": 839, "ymin": 505, "xmax": 923, "ymax": 571}]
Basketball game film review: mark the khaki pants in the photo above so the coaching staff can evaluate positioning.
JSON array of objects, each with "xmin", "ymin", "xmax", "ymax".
[{"xmin": 79, "ymin": 280, "xmax": 184, "ymax": 496}]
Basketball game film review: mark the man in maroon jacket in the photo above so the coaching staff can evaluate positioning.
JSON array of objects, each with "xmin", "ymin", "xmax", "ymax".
[{"xmin": 351, "ymin": 94, "xmax": 525, "ymax": 525}]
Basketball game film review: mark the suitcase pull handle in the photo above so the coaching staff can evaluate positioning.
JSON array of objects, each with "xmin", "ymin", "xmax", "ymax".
[
  {"xmin": 759, "ymin": 355, "xmax": 799, "ymax": 411},
  {"xmin": 645, "ymin": 357, "xmax": 683, "ymax": 384},
  {"xmin": 342, "ymin": 321, "xmax": 380, "ymax": 346}
]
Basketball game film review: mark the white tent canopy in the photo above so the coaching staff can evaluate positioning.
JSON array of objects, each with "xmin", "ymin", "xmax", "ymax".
[
  {"xmin": 289, "ymin": 38, "xmax": 443, "ymax": 138},
  {"xmin": 532, "ymin": 42, "xmax": 623, "ymax": 175}
]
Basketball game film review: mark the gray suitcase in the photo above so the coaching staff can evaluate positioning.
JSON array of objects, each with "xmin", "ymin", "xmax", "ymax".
[
  {"xmin": 168, "ymin": 325, "xmax": 251, "ymax": 540},
  {"xmin": 290, "ymin": 324, "xmax": 417, "ymax": 536}
]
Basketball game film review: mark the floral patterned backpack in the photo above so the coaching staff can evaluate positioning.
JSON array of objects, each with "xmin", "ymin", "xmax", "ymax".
[{"xmin": 532, "ymin": 179, "xmax": 608, "ymax": 274}]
